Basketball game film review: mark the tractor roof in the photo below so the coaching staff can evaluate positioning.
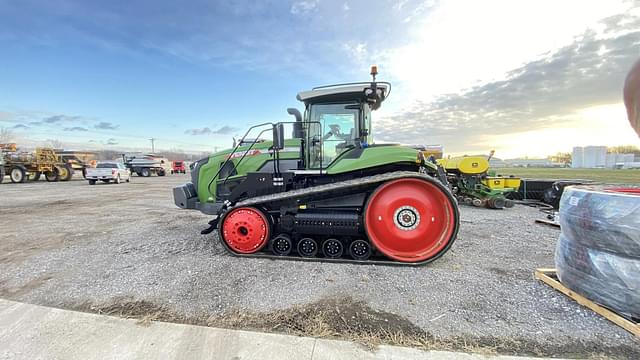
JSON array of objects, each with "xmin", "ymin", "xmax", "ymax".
[{"xmin": 296, "ymin": 82, "xmax": 390, "ymax": 106}]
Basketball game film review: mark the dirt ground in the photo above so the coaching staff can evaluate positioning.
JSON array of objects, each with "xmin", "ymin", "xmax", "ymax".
[{"xmin": 0, "ymin": 174, "xmax": 638, "ymax": 359}]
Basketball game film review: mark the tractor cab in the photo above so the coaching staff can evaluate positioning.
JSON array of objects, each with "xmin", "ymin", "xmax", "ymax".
[{"xmin": 296, "ymin": 78, "xmax": 389, "ymax": 169}]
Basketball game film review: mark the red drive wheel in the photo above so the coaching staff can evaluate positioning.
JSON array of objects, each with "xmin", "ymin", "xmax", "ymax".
[
  {"xmin": 221, "ymin": 207, "xmax": 270, "ymax": 254},
  {"xmin": 364, "ymin": 178, "xmax": 458, "ymax": 263}
]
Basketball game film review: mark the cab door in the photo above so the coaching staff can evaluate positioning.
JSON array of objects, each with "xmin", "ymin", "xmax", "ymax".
[{"xmin": 306, "ymin": 103, "xmax": 359, "ymax": 169}]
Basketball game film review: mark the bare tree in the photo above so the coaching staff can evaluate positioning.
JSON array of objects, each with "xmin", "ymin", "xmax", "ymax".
[
  {"xmin": 608, "ymin": 145, "xmax": 640, "ymax": 157},
  {"xmin": 47, "ymin": 139, "xmax": 64, "ymax": 149},
  {"xmin": 0, "ymin": 127, "xmax": 14, "ymax": 143}
]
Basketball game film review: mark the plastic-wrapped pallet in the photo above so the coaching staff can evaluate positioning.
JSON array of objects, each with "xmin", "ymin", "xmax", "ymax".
[{"xmin": 555, "ymin": 185, "xmax": 640, "ymax": 319}]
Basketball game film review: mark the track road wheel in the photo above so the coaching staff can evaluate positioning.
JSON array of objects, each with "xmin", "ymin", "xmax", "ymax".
[
  {"xmin": 322, "ymin": 238, "xmax": 343, "ymax": 258},
  {"xmin": 297, "ymin": 238, "xmax": 318, "ymax": 257},
  {"xmin": 45, "ymin": 170, "xmax": 59, "ymax": 182},
  {"xmin": 271, "ymin": 234, "xmax": 293, "ymax": 256},
  {"xmin": 0, "ymin": 166, "xmax": 4, "ymax": 183},
  {"xmin": 364, "ymin": 177, "xmax": 458, "ymax": 263},
  {"xmin": 349, "ymin": 240, "xmax": 371, "ymax": 261},
  {"xmin": 141, "ymin": 168, "xmax": 151, "ymax": 177},
  {"xmin": 221, "ymin": 207, "xmax": 270, "ymax": 254},
  {"xmin": 10, "ymin": 166, "xmax": 27, "ymax": 183}
]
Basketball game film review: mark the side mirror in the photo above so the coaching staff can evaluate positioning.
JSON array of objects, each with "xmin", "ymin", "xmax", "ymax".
[{"xmin": 273, "ymin": 123, "xmax": 285, "ymax": 150}]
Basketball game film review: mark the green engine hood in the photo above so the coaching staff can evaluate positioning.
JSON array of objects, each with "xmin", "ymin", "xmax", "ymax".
[{"xmin": 326, "ymin": 144, "xmax": 432, "ymax": 174}]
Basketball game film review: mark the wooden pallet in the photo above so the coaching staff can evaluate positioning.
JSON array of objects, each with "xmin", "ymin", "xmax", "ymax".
[
  {"xmin": 535, "ymin": 268, "xmax": 639, "ymax": 338},
  {"xmin": 534, "ymin": 218, "xmax": 560, "ymax": 228}
]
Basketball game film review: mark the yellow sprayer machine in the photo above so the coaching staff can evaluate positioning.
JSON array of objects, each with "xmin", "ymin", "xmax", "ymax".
[{"xmin": 0, "ymin": 144, "xmax": 73, "ymax": 183}]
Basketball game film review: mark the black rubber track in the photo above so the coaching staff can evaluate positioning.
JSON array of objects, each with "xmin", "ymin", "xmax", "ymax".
[{"xmin": 215, "ymin": 171, "xmax": 460, "ymax": 266}]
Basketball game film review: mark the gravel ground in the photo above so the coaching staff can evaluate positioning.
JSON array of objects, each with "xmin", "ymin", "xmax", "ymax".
[{"xmin": 0, "ymin": 175, "xmax": 638, "ymax": 358}]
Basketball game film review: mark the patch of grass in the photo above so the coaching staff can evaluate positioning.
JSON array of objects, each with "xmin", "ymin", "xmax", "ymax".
[
  {"xmin": 68, "ymin": 297, "xmax": 639, "ymax": 359},
  {"xmin": 495, "ymin": 167, "xmax": 640, "ymax": 184}
]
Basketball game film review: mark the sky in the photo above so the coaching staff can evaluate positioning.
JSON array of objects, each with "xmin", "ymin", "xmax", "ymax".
[{"xmin": 1, "ymin": 0, "xmax": 639, "ymax": 158}]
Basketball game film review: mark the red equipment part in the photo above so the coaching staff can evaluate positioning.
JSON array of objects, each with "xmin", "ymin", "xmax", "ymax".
[
  {"xmin": 364, "ymin": 178, "xmax": 457, "ymax": 263},
  {"xmin": 172, "ymin": 161, "xmax": 186, "ymax": 173},
  {"xmin": 221, "ymin": 207, "xmax": 270, "ymax": 254}
]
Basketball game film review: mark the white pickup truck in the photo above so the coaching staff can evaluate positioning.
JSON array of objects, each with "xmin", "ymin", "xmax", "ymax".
[{"xmin": 86, "ymin": 162, "xmax": 131, "ymax": 185}]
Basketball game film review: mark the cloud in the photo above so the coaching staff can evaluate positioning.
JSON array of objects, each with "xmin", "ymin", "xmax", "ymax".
[
  {"xmin": 185, "ymin": 125, "xmax": 237, "ymax": 135},
  {"xmin": 211, "ymin": 125, "xmax": 237, "ymax": 135},
  {"xmin": 0, "ymin": 0, "xmax": 440, "ymax": 77},
  {"xmin": 378, "ymin": 11, "xmax": 640, "ymax": 153},
  {"xmin": 185, "ymin": 127, "xmax": 212, "ymax": 135},
  {"xmin": 64, "ymin": 126, "xmax": 88, "ymax": 132},
  {"xmin": 43, "ymin": 114, "xmax": 81, "ymax": 123},
  {"xmin": 94, "ymin": 121, "xmax": 119, "ymax": 130},
  {"xmin": 290, "ymin": 1, "xmax": 318, "ymax": 15},
  {"xmin": 104, "ymin": 138, "xmax": 118, "ymax": 145},
  {"xmin": 11, "ymin": 124, "xmax": 29, "ymax": 129}
]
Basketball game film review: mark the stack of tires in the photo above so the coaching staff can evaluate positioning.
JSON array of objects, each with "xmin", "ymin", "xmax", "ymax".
[{"xmin": 556, "ymin": 185, "xmax": 640, "ymax": 319}]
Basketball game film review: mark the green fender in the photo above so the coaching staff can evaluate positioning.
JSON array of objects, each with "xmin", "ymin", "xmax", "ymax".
[{"xmin": 326, "ymin": 145, "xmax": 432, "ymax": 174}]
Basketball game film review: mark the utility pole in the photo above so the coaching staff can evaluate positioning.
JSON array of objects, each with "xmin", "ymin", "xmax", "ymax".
[{"xmin": 149, "ymin": 138, "xmax": 156, "ymax": 153}]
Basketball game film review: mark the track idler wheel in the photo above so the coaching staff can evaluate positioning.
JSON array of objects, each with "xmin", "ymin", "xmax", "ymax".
[
  {"xmin": 322, "ymin": 238, "xmax": 343, "ymax": 258},
  {"xmin": 297, "ymin": 238, "xmax": 318, "ymax": 257},
  {"xmin": 364, "ymin": 177, "xmax": 458, "ymax": 263},
  {"xmin": 220, "ymin": 207, "xmax": 270, "ymax": 254},
  {"xmin": 271, "ymin": 234, "xmax": 293, "ymax": 256},
  {"xmin": 348, "ymin": 239, "xmax": 371, "ymax": 260}
]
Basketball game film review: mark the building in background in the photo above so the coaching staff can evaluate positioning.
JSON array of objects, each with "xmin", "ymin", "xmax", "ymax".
[
  {"xmin": 572, "ymin": 146, "xmax": 637, "ymax": 168},
  {"xmin": 571, "ymin": 147, "xmax": 583, "ymax": 168},
  {"xmin": 503, "ymin": 158, "xmax": 555, "ymax": 167}
]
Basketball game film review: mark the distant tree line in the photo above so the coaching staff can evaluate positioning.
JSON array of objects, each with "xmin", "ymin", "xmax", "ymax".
[
  {"xmin": 607, "ymin": 145, "xmax": 640, "ymax": 157},
  {"xmin": 95, "ymin": 148, "xmax": 212, "ymax": 161}
]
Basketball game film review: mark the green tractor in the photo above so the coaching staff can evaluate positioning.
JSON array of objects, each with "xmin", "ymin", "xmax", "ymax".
[{"xmin": 174, "ymin": 68, "xmax": 459, "ymax": 265}]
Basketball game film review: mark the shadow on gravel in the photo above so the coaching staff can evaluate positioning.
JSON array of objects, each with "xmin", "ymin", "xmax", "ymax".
[{"xmin": 67, "ymin": 296, "xmax": 639, "ymax": 359}]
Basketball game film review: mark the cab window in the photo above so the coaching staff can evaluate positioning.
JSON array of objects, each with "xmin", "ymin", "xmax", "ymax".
[{"xmin": 307, "ymin": 103, "xmax": 359, "ymax": 168}]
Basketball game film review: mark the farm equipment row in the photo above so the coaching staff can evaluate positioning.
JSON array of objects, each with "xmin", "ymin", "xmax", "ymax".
[
  {"xmin": 437, "ymin": 153, "xmax": 521, "ymax": 209},
  {"xmin": 0, "ymin": 144, "xmax": 74, "ymax": 184},
  {"xmin": 1, "ymin": 145, "xmax": 189, "ymax": 184}
]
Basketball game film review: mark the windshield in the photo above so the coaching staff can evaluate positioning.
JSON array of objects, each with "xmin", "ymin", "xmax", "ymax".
[
  {"xmin": 307, "ymin": 103, "xmax": 359, "ymax": 168},
  {"xmin": 97, "ymin": 163, "xmax": 118, "ymax": 168}
]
